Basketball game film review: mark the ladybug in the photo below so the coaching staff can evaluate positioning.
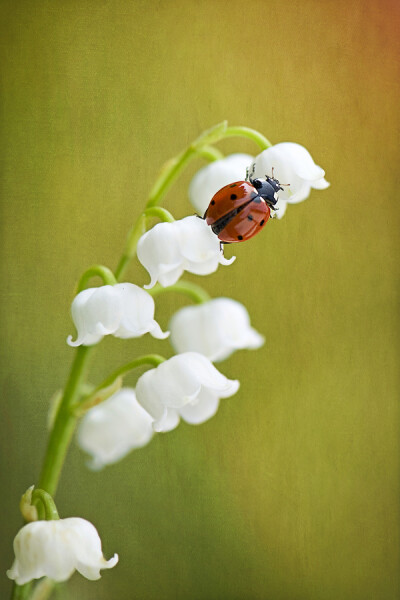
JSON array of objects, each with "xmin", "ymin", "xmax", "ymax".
[{"xmin": 203, "ymin": 172, "xmax": 285, "ymax": 243}]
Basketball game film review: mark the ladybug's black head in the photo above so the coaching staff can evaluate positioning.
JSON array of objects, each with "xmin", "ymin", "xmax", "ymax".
[
  {"xmin": 265, "ymin": 176, "xmax": 284, "ymax": 194},
  {"xmin": 251, "ymin": 177, "xmax": 282, "ymax": 208}
]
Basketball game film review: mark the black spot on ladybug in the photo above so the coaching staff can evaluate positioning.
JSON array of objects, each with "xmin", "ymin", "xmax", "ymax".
[
  {"xmin": 229, "ymin": 184, "xmax": 236, "ymax": 188},
  {"xmin": 238, "ymin": 235, "xmax": 243, "ymax": 240},
  {"xmin": 247, "ymin": 215, "xmax": 253, "ymax": 221},
  {"xmin": 211, "ymin": 200, "xmax": 215, "ymax": 205},
  {"xmin": 230, "ymin": 194, "xmax": 237, "ymax": 200},
  {"xmin": 260, "ymin": 219, "xmax": 265, "ymax": 226}
]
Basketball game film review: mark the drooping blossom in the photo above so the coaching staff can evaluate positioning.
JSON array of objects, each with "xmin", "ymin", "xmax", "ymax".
[
  {"xmin": 67, "ymin": 283, "xmax": 168, "ymax": 346},
  {"xmin": 248, "ymin": 142, "xmax": 329, "ymax": 218},
  {"xmin": 76, "ymin": 388, "xmax": 154, "ymax": 469},
  {"xmin": 7, "ymin": 518, "xmax": 118, "ymax": 585},
  {"xmin": 135, "ymin": 352, "xmax": 239, "ymax": 432},
  {"xmin": 169, "ymin": 298, "xmax": 264, "ymax": 361},
  {"xmin": 137, "ymin": 216, "xmax": 234, "ymax": 289}
]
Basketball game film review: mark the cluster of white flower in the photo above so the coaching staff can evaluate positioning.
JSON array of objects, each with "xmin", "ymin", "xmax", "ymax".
[
  {"xmin": 69, "ymin": 141, "xmax": 328, "ymax": 469},
  {"xmin": 7, "ymin": 139, "xmax": 328, "ymax": 590}
]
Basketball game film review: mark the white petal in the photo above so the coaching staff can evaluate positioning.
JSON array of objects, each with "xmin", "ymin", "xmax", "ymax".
[
  {"xmin": 273, "ymin": 142, "xmax": 325, "ymax": 181},
  {"xmin": 67, "ymin": 287, "xmax": 122, "ymax": 347},
  {"xmin": 179, "ymin": 389, "xmax": 220, "ymax": 424},
  {"xmin": 76, "ymin": 388, "xmax": 154, "ymax": 469},
  {"xmin": 173, "ymin": 352, "xmax": 240, "ymax": 397},
  {"xmin": 60, "ymin": 518, "xmax": 118, "ymax": 579},
  {"xmin": 176, "ymin": 216, "xmax": 221, "ymax": 264},
  {"xmin": 155, "ymin": 264, "xmax": 185, "ymax": 288},
  {"xmin": 189, "ymin": 153, "xmax": 254, "ymax": 214},
  {"xmin": 137, "ymin": 223, "xmax": 183, "ymax": 289},
  {"xmin": 153, "ymin": 408, "xmax": 180, "ymax": 433},
  {"xmin": 113, "ymin": 283, "xmax": 169, "ymax": 339},
  {"xmin": 311, "ymin": 177, "xmax": 330, "ymax": 190}
]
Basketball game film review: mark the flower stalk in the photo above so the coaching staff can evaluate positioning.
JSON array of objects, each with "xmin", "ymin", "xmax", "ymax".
[
  {"xmin": 11, "ymin": 122, "xmax": 293, "ymax": 600},
  {"xmin": 148, "ymin": 279, "xmax": 211, "ymax": 304},
  {"xmin": 38, "ymin": 345, "xmax": 94, "ymax": 496}
]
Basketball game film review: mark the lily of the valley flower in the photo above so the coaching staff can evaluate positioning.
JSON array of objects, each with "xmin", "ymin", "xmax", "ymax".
[
  {"xmin": 135, "ymin": 352, "xmax": 239, "ymax": 432},
  {"xmin": 7, "ymin": 517, "xmax": 118, "ymax": 585},
  {"xmin": 76, "ymin": 388, "xmax": 154, "ymax": 469},
  {"xmin": 248, "ymin": 142, "xmax": 329, "ymax": 218},
  {"xmin": 169, "ymin": 298, "xmax": 265, "ymax": 362},
  {"xmin": 137, "ymin": 216, "xmax": 234, "ymax": 289},
  {"xmin": 188, "ymin": 153, "xmax": 254, "ymax": 214},
  {"xmin": 67, "ymin": 283, "xmax": 168, "ymax": 346}
]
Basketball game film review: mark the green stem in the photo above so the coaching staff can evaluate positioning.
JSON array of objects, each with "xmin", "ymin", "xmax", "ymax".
[
  {"xmin": 30, "ymin": 579, "xmax": 55, "ymax": 600},
  {"xmin": 143, "ymin": 207, "xmax": 175, "ymax": 223},
  {"xmin": 114, "ymin": 214, "xmax": 146, "ymax": 281},
  {"xmin": 11, "ymin": 583, "xmax": 32, "ymax": 600},
  {"xmin": 31, "ymin": 490, "xmax": 59, "ymax": 521},
  {"xmin": 115, "ymin": 208, "xmax": 175, "ymax": 281},
  {"xmin": 76, "ymin": 265, "xmax": 117, "ymax": 293},
  {"xmin": 223, "ymin": 126, "xmax": 272, "ymax": 150},
  {"xmin": 146, "ymin": 146, "xmax": 196, "ymax": 208},
  {"xmin": 38, "ymin": 346, "xmax": 94, "ymax": 497},
  {"xmin": 196, "ymin": 145, "xmax": 224, "ymax": 162},
  {"xmin": 148, "ymin": 280, "xmax": 211, "ymax": 304},
  {"xmin": 82, "ymin": 354, "xmax": 166, "ymax": 404}
]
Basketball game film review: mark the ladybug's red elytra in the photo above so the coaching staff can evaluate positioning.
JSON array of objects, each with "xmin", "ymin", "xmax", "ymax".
[{"xmin": 203, "ymin": 174, "xmax": 284, "ymax": 243}]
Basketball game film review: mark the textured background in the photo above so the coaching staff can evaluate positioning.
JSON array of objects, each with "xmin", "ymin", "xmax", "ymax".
[{"xmin": 1, "ymin": 1, "xmax": 399, "ymax": 599}]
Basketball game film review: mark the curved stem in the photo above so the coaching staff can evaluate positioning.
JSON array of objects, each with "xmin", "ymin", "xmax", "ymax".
[
  {"xmin": 196, "ymin": 145, "xmax": 224, "ymax": 162},
  {"xmin": 76, "ymin": 265, "xmax": 117, "ymax": 293},
  {"xmin": 148, "ymin": 280, "xmax": 211, "ymax": 304},
  {"xmin": 143, "ymin": 207, "xmax": 175, "ymax": 223},
  {"xmin": 146, "ymin": 146, "xmax": 196, "ymax": 209},
  {"xmin": 114, "ymin": 214, "xmax": 146, "ymax": 281},
  {"xmin": 223, "ymin": 126, "xmax": 272, "ymax": 150},
  {"xmin": 31, "ymin": 490, "xmax": 59, "ymax": 521},
  {"xmin": 38, "ymin": 346, "xmax": 94, "ymax": 497},
  {"xmin": 83, "ymin": 354, "xmax": 166, "ymax": 402}
]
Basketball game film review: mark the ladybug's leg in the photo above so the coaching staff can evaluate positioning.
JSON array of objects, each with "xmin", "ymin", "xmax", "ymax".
[
  {"xmin": 220, "ymin": 241, "xmax": 231, "ymax": 251},
  {"xmin": 246, "ymin": 162, "xmax": 256, "ymax": 182},
  {"xmin": 195, "ymin": 212, "xmax": 205, "ymax": 220}
]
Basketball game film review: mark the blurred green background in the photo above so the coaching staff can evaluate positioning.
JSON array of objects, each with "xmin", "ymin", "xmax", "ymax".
[{"xmin": 1, "ymin": 1, "xmax": 399, "ymax": 598}]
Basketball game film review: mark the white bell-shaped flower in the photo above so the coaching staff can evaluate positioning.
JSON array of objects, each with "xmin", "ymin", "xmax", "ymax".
[
  {"xmin": 169, "ymin": 298, "xmax": 265, "ymax": 362},
  {"xmin": 76, "ymin": 388, "xmax": 154, "ymax": 469},
  {"xmin": 248, "ymin": 142, "xmax": 329, "ymax": 219},
  {"xmin": 7, "ymin": 517, "xmax": 118, "ymax": 585},
  {"xmin": 67, "ymin": 283, "xmax": 168, "ymax": 346},
  {"xmin": 188, "ymin": 153, "xmax": 254, "ymax": 215},
  {"xmin": 135, "ymin": 352, "xmax": 239, "ymax": 432},
  {"xmin": 137, "ymin": 216, "xmax": 234, "ymax": 289}
]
